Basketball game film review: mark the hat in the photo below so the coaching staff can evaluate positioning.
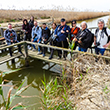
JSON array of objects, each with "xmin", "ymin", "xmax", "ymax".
[{"xmin": 61, "ymin": 18, "xmax": 65, "ymax": 22}]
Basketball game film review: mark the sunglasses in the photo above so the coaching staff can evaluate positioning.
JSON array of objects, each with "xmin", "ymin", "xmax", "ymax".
[{"xmin": 72, "ymin": 23, "xmax": 76, "ymax": 24}]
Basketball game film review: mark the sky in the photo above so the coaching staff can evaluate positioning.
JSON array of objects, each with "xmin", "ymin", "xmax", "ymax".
[{"xmin": 0, "ymin": 0, "xmax": 110, "ymax": 12}]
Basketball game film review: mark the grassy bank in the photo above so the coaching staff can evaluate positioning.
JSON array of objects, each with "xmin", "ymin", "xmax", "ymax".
[
  {"xmin": 0, "ymin": 10, "xmax": 109, "ymax": 23},
  {"xmin": 40, "ymin": 54, "xmax": 110, "ymax": 110}
]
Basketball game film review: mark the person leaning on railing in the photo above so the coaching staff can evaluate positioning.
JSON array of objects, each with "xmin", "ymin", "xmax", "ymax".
[
  {"xmin": 40, "ymin": 23, "xmax": 50, "ymax": 57},
  {"xmin": 31, "ymin": 21, "xmax": 42, "ymax": 54},
  {"xmin": 73, "ymin": 21, "xmax": 94, "ymax": 52},
  {"xmin": 48, "ymin": 23, "xmax": 57, "ymax": 60},
  {"xmin": 22, "ymin": 19, "xmax": 32, "ymax": 50},
  {"xmin": 70, "ymin": 20, "xmax": 80, "ymax": 50},
  {"xmin": 4, "ymin": 23, "xmax": 23, "ymax": 57},
  {"xmin": 54, "ymin": 18, "xmax": 70, "ymax": 60},
  {"xmin": 94, "ymin": 19, "xmax": 110, "ymax": 55}
]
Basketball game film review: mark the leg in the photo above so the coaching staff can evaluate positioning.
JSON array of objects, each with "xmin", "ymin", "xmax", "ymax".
[
  {"xmin": 63, "ymin": 41, "xmax": 68, "ymax": 59},
  {"xmin": 9, "ymin": 47, "xmax": 13, "ymax": 57},
  {"xmin": 99, "ymin": 48, "xmax": 106, "ymax": 55},
  {"xmin": 32, "ymin": 38, "xmax": 38, "ymax": 49},
  {"xmin": 57, "ymin": 41, "xmax": 62, "ymax": 58},
  {"xmin": 95, "ymin": 47, "xmax": 100, "ymax": 55},
  {"xmin": 73, "ymin": 41, "xmax": 78, "ymax": 50},
  {"xmin": 49, "ymin": 41, "xmax": 54, "ymax": 59},
  {"xmin": 78, "ymin": 47, "xmax": 81, "ymax": 51},
  {"xmin": 38, "ymin": 39, "xmax": 41, "ymax": 52},
  {"xmin": 81, "ymin": 48, "xmax": 87, "ymax": 52}
]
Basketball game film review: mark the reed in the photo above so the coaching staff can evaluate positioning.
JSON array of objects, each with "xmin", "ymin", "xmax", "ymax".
[{"xmin": 0, "ymin": 9, "xmax": 109, "ymax": 23}]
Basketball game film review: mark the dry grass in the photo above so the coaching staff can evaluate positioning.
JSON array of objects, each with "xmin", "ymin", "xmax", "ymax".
[
  {"xmin": 0, "ymin": 10, "xmax": 109, "ymax": 23},
  {"xmin": 64, "ymin": 54, "xmax": 110, "ymax": 109}
]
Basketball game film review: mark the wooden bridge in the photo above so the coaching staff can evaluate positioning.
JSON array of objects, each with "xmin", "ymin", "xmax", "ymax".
[
  {"xmin": 0, "ymin": 26, "xmax": 110, "ymax": 66},
  {"xmin": 0, "ymin": 40, "xmax": 110, "ymax": 66}
]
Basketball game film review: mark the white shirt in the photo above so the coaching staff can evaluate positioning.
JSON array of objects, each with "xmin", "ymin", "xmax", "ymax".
[{"xmin": 96, "ymin": 28, "xmax": 110, "ymax": 49}]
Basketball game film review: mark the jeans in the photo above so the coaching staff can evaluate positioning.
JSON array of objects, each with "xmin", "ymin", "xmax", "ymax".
[
  {"xmin": 78, "ymin": 47, "xmax": 87, "ymax": 52},
  {"xmin": 32, "ymin": 38, "xmax": 41, "ymax": 52},
  {"xmin": 8, "ymin": 41, "xmax": 22, "ymax": 57},
  {"xmin": 95, "ymin": 47, "xmax": 106, "ymax": 55}
]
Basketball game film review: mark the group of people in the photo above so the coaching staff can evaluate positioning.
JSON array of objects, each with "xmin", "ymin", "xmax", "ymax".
[{"xmin": 4, "ymin": 16, "xmax": 110, "ymax": 60}]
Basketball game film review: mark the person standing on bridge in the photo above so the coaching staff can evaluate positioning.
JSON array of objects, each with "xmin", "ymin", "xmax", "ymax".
[
  {"xmin": 54, "ymin": 18, "xmax": 70, "ymax": 60},
  {"xmin": 74, "ymin": 21, "xmax": 94, "ymax": 52},
  {"xmin": 29, "ymin": 16, "xmax": 34, "ymax": 29},
  {"xmin": 40, "ymin": 23, "xmax": 50, "ymax": 57},
  {"xmin": 48, "ymin": 23, "xmax": 57, "ymax": 60},
  {"xmin": 70, "ymin": 20, "xmax": 80, "ymax": 50},
  {"xmin": 94, "ymin": 19, "xmax": 110, "ymax": 55},
  {"xmin": 4, "ymin": 23, "xmax": 22, "ymax": 57},
  {"xmin": 31, "ymin": 21, "xmax": 42, "ymax": 54},
  {"xmin": 22, "ymin": 19, "xmax": 32, "ymax": 50}
]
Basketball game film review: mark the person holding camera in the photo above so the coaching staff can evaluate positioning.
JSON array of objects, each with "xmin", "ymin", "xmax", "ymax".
[
  {"xmin": 74, "ymin": 21, "xmax": 94, "ymax": 52},
  {"xmin": 31, "ymin": 21, "xmax": 42, "ymax": 54},
  {"xmin": 4, "ymin": 23, "xmax": 22, "ymax": 57},
  {"xmin": 94, "ymin": 19, "xmax": 110, "ymax": 55},
  {"xmin": 48, "ymin": 23, "xmax": 57, "ymax": 60},
  {"xmin": 40, "ymin": 23, "xmax": 50, "ymax": 57},
  {"xmin": 55, "ymin": 18, "xmax": 70, "ymax": 60}
]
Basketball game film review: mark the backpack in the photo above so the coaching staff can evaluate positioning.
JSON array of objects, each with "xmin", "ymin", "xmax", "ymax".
[
  {"xmin": 82, "ymin": 29, "xmax": 94, "ymax": 48},
  {"xmin": 95, "ymin": 27, "xmax": 110, "ymax": 43},
  {"xmin": 88, "ymin": 30, "xmax": 94, "ymax": 48}
]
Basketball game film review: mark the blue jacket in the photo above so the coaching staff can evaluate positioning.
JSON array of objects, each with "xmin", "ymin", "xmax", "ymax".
[
  {"xmin": 54, "ymin": 25, "xmax": 70, "ymax": 42},
  {"xmin": 4, "ymin": 29, "xmax": 18, "ymax": 45},
  {"xmin": 32, "ymin": 26, "xmax": 42, "ymax": 39}
]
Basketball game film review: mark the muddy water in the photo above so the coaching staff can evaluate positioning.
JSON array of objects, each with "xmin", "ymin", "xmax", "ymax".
[{"xmin": 0, "ymin": 15, "xmax": 109, "ymax": 110}]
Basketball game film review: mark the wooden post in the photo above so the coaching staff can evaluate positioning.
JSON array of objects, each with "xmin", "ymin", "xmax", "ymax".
[
  {"xmin": 24, "ymin": 42, "xmax": 29, "ymax": 67},
  {"xmin": 0, "ymin": 28, "xmax": 4, "ymax": 37}
]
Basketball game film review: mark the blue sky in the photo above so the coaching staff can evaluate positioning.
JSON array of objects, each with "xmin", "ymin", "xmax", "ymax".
[{"xmin": 0, "ymin": 0, "xmax": 110, "ymax": 11}]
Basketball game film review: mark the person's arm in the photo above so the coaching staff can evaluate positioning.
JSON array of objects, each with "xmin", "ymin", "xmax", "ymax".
[
  {"xmin": 37, "ymin": 27, "xmax": 42, "ymax": 42},
  {"xmin": 54, "ymin": 26, "xmax": 58, "ymax": 36},
  {"xmin": 31, "ymin": 28, "xmax": 34, "ymax": 39}
]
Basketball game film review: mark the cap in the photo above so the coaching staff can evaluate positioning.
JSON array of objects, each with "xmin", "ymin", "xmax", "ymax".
[{"xmin": 61, "ymin": 18, "xmax": 65, "ymax": 22}]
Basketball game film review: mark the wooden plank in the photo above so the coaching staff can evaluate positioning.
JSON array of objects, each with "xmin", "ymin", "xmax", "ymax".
[
  {"xmin": 28, "ymin": 50, "xmax": 68, "ymax": 66},
  {"xmin": 0, "ymin": 53, "xmax": 22, "ymax": 65},
  {"xmin": 26, "ymin": 41, "xmax": 110, "ymax": 60},
  {"xmin": 0, "ymin": 41, "xmax": 25, "ymax": 50}
]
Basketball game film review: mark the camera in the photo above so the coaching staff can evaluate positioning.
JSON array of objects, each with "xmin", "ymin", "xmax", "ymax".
[
  {"xmin": 96, "ymin": 42, "xmax": 100, "ymax": 47},
  {"xmin": 33, "ymin": 34, "xmax": 37, "ymax": 39}
]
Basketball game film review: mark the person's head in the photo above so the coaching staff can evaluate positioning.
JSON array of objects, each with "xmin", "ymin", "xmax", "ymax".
[
  {"xmin": 23, "ymin": 19, "xmax": 28, "ymax": 25},
  {"xmin": 42, "ymin": 23, "xmax": 47, "ymax": 29},
  {"xmin": 52, "ymin": 23, "xmax": 57, "ymax": 29},
  {"xmin": 72, "ymin": 20, "xmax": 77, "ymax": 27},
  {"xmin": 34, "ymin": 21, "xmax": 38, "ymax": 27},
  {"xmin": 80, "ymin": 21, "xmax": 87, "ymax": 30},
  {"xmin": 31, "ymin": 16, "xmax": 34, "ymax": 21},
  {"xmin": 8, "ymin": 23, "xmax": 12, "ymax": 30},
  {"xmin": 61, "ymin": 18, "xmax": 66, "ymax": 26},
  {"xmin": 98, "ymin": 19, "xmax": 105, "ymax": 30}
]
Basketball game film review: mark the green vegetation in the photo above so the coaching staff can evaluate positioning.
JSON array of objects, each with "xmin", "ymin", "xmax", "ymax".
[
  {"xmin": 40, "ymin": 75, "xmax": 74, "ymax": 110},
  {"xmin": 0, "ymin": 70, "xmax": 33, "ymax": 110}
]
